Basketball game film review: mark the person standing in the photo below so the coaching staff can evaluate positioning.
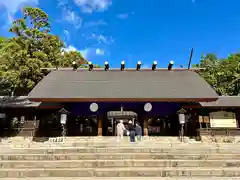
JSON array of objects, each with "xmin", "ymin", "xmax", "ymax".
[
  {"xmin": 128, "ymin": 120, "xmax": 135, "ymax": 143},
  {"xmin": 135, "ymin": 122, "xmax": 142, "ymax": 141},
  {"xmin": 116, "ymin": 120, "xmax": 125, "ymax": 141}
]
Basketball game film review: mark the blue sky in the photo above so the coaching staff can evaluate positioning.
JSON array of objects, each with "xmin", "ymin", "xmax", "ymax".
[{"xmin": 0, "ymin": 0, "xmax": 240, "ymax": 68}]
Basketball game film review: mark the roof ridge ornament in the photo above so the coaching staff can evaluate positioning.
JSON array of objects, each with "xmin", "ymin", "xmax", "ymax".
[
  {"xmin": 72, "ymin": 61, "xmax": 78, "ymax": 71},
  {"xmin": 136, "ymin": 61, "xmax": 141, "ymax": 71},
  {"xmin": 88, "ymin": 61, "xmax": 93, "ymax": 71},
  {"xmin": 168, "ymin": 61, "xmax": 174, "ymax": 70},
  {"xmin": 152, "ymin": 61, "xmax": 157, "ymax": 71},
  {"xmin": 104, "ymin": 61, "xmax": 109, "ymax": 71},
  {"xmin": 120, "ymin": 61, "xmax": 125, "ymax": 71}
]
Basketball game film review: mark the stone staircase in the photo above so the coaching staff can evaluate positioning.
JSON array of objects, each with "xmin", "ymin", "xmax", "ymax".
[{"xmin": 0, "ymin": 137, "xmax": 240, "ymax": 179}]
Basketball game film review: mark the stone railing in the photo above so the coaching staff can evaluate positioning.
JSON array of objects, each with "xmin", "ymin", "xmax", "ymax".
[{"xmin": 198, "ymin": 128, "xmax": 240, "ymax": 143}]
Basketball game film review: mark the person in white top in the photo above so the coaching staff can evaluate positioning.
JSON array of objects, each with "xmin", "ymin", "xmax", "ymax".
[{"xmin": 116, "ymin": 120, "xmax": 126, "ymax": 141}]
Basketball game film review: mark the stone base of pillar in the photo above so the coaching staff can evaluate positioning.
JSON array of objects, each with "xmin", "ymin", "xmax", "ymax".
[
  {"xmin": 98, "ymin": 128, "xmax": 102, "ymax": 136},
  {"xmin": 98, "ymin": 117, "xmax": 103, "ymax": 136},
  {"xmin": 144, "ymin": 128, "xmax": 148, "ymax": 136}
]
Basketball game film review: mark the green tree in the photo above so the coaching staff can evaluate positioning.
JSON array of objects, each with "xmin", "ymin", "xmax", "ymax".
[
  {"xmin": 0, "ymin": 7, "xmax": 58, "ymax": 95},
  {"xmin": 193, "ymin": 53, "xmax": 240, "ymax": 95},
  {"xmin": 220, "ymin": 54, "xmax": 240, "ymax": 95},
  {"xmin": 61, "ymin": 50, "xmax": 88, "ymax": 68},
  {"xmin": 0, "ymin": 37, "xmax": 8, "ymax": 48},
  {"xmin": 0, "ymin": 7, "xmax": 88, "ymax": 95}
]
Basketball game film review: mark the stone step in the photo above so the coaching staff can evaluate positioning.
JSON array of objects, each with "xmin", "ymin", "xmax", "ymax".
[
  {"xmin": 1, "ymin": 136, "xmax": 190, "ymax": 141},
  {"xmin": 0, "ymin": 167, "xmax": 240, "ymax": 177},
  {"xmin": 2, "ymin": 178, "xmax": 240, "ymax": 180},
  {"xmin": 0, "ymin": 144, "xmax": 202, "ymax": 149},
  {"xmin": 2, "ymin": 136, "xmax": 238, "ymax": 144},
  {"xmin": 0, "ymin": 144, "xmax": 220, "ymax": 149},
  {"xmin": 0, "ymin": 159, "xmax": 240, "ymax": 168},
  {"xmin": 0, "ymin": 138, "xmax": 240, "ymax": 145},
  {"xmin": 1, "ymin": 139, "xmax": 190, "ymax": 143},
  {"xmin": 0, "ymin": 136, "xmax": 221, "ymax": 144},
  {"xmin": 0, "ymin": 140, "xmax": 201, "ymax": 146},
  {"xmin": 1, "ymin": 146, "xmax": 240, "ymax": 154},
  {"xmin": 0, "ymin": 142, "xmax": 195, "ymax": 146},
  {"xmin": 0, "ymin": 153, "xmax": 239, "ymax": 160},
  {"xmin": 0, "ymin": 138, "xmax": 224, "ymax": 143},
  {"xmin": 0, "ymin": 142, "xmax": 201, "ymax": 147},
  {"xmin": 0, "ymin": 144, "xmax": 221, "ymax": 150},
  {"xmin": 1, "ymin": 141, "xmax": 238, "ymax": 147}
]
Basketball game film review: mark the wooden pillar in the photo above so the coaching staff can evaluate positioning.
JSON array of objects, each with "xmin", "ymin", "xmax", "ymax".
[
  {"xmin": 191, "ymin": 111, "xmax": 198, "ymax": 137},
  {"xmin": 144, "ymin": 118, "xmax": 148, "ymax": 136},
  {"xmin": 98, "ymin": 116, "xmax": 103, "ymax": 136},
  {"xmin": 236, "ymin": 109, "xmax": 240, "ymax": 128}
]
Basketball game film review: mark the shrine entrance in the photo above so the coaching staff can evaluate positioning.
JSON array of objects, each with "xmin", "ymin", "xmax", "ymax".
[{"xmin": 106, "ymin": 111, "xmax": 138, "ymax": 136}]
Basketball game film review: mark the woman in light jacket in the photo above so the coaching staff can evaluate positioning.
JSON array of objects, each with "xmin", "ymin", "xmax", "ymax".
[{"xmin": 117, "ymin": 120, "xmax": 125, "ymax": 140}]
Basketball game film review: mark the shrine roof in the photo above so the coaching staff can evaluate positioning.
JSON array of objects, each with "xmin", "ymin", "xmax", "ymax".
[{"xmin": 28, "ymin": 69, "xmax": 218, "ymax": 102}]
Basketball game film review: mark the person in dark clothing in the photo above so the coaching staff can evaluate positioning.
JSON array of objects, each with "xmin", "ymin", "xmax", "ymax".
[
  {"xmin": 135, "ymin": 122, "xmax": 142, "ymax": 141},
  {"xmin": 128, "ymin": 120, "xmax": 135, "ymax": 143}
]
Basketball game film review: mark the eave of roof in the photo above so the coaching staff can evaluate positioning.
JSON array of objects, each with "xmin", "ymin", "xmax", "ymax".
[
  {"xmin": 0, "ymin": 96, "xmax": 40, "ymax": 107},
  {"xmin": 200, "ymin": 96, "xmax": 240, "ymax": 107},
  {"xmin": 0, "ymin": 96, "xmax": 63, "ymax": 108}
]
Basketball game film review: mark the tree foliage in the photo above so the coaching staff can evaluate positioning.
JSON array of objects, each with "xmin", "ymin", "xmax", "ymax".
[
  {"xmin": 0, "ymin": 7, "xmax": 88, "ymax": 96},
  {"xmin": 193, "ymin": 53, "xmax": 240, "ymax": 96},
  {"xmin": 61, "ymin": 51, "xmax": 87, "ymax": 68}
]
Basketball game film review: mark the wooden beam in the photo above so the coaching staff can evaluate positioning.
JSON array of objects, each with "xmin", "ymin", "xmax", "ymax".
[{"xmin": 144, "ymin": 118, "xmax": 148, "ymax": 136}]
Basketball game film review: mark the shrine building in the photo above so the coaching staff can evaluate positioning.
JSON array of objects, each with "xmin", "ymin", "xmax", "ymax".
[{"xmin": 1, "ymin": 61, "xmax": 240, "ymax": 138}]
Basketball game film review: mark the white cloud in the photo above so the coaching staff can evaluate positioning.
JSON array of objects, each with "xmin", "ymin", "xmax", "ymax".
[
  {"xmin": 57, "ymin": 0, "xmax": 69, "ymax": 7},
  {"xmin": 62, "ymin": 45, "xmax": 77, "ymax": 52},
  {"xmin": 142, "ymin": 64, "xmax": 151, "ymax": 68},
  {"xmin": 73, "ymin": 0, "xmax": 112, "ymax": 13},
  {"xmin": 80, "ymin": 49, "xmax": 90, "ymax": 59},
  {"xmin": 0, "ymin": 0, "xmax": 38, "ymax": 26},
  {"xmin": 84, "ymin": 20, "xmax": 107, "ymax": 28},
  {"xmin": 6, "ymin": 13, "xmax": 14, "ymax": 24},
  {"xmin": 0, "ymin": 0, "xmax": 38, "ymax": 14},
  {"xmin": 63, "ymin": 9, "xmax": 82, "ymax": 29},
  {"xmin": 62, "ymin": 45, "xmax": 90, "ymax": 59},
  {"xmin": 58, "ymin": 2, "xmax": 82, "ymax": 29},
  {"xmin": 63, "ymin": 30, "xmax": 70, "ymax": 40},
  {"xmin": 88, "ymin": 34, "xmax": 114, "ymax": 44},
  {"xmin": 62, "ymin": 45, "xmax": 106, "ymax": 59},
  {"xmin": 116, "ymin": 13, "xmax": 128, "ymax": 20},
  {"xmin": 96, "ymin": 48, "xmax": 104, "ymax": 55}
]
